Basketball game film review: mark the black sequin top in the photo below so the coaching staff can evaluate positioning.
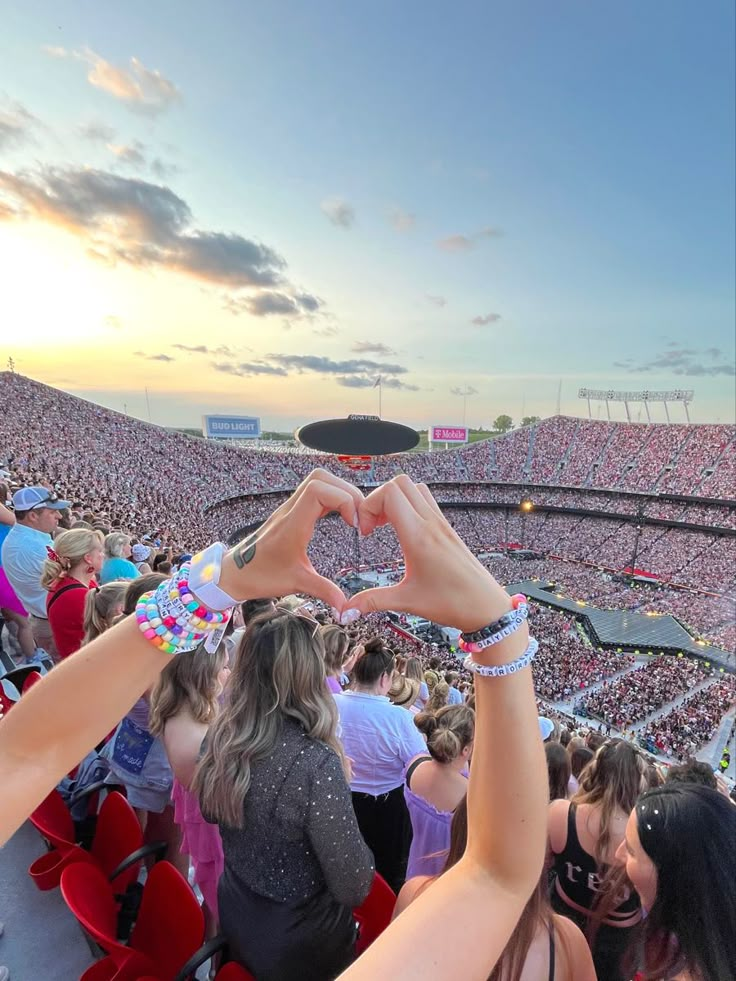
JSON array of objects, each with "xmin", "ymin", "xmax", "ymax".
[{"xmin": 218, "ymin": 716, "xmax": 374, "ymax": 907}]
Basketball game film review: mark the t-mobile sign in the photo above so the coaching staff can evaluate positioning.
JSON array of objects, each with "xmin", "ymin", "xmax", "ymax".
[{"xmin": 430, "ymin": 426, "xmax": 468, "ymax": 443}]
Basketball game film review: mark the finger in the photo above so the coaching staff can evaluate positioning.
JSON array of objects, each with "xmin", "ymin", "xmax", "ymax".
[
  {"xmin": 295, "ymin": 568, "xmax": 348, "ymax": 612},
  {"xmin": 358, "ymin": 479, "xmax": 423, "ymax": 538},
  {"xmin": 393, "ymin": 474, "xmax": 435, "ymax": 517},
  {"xmin": 290, "ymin": 479, "xmax": 360, "ymax": 532},
  {"xmin": 299, "ymin": 468, "xmax": 364, "ymax": 514},
  {"xmin": 416, "ymin": 483, "xmax": 444, "ymax": 517},
  {"xmin": 348, "ymin": 581, "xmax": 420, "ymax": 618}
]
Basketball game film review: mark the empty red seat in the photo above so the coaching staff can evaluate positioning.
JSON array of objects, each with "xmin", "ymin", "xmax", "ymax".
[
  {"xmin": 353, "ymin": 872, "xmax": 396, "ymax": 955},
  {"xmin": 62, "ymin": 860, "xmax": 205, "ymax": 981}
]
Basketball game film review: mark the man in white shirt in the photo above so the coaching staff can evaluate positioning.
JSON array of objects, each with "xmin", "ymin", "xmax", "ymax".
[
  {"xmin": 445, "ymin": 671, "xmax": 464, "ymax": 705},
  {"xmin": 2, "ymin": 486, "xmax": 70, "ymax": 662}
]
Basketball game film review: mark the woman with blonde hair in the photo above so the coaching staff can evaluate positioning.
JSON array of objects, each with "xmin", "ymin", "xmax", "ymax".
[
  {"xmin": 194, "ymin": 608, "xmax": 374, "ymax": 981},
  {"xmin": 425, "ymin": 679, "xmax": 450, "ymax": 712},
  {"xmin": 404, "ymin": 656, "xmax": 429, "ymax": 713},
  {"xmin": 82, "ymin": 582, "xmax": 127, "ymax": 645},
  {"xmin": 149, "ymin": 644, "xmax": 230, "ymax": 933},
  {"xmin": 404, "ymin": 704, "xmax": 474, "ymax": 877},
  {"xmin": 41, "ymin": 528, "xmax": 104, "ymax": 659},
  {"xmin": 548, "ymin": 739, "xmax": 647, "ymax": 981},
  {"xmin": 99, "ymin": 532, "xmax": 139, "ymax": 584}
]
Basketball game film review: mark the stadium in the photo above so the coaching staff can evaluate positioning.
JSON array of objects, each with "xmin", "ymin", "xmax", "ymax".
[{"xmin": 1, "ymin": 369, "xmax": 735, "ymax": 978}]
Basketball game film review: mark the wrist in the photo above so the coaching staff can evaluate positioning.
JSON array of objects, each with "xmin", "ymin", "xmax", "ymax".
[
  {"xmin": 219, "ymin": 551, "xmax": 251, "ymax": 603},
  {"xmin": 454, "ymin": 586, "xmax": 514, "ymax": 634}
]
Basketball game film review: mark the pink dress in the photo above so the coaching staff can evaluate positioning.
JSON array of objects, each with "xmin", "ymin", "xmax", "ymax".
[{"xmin": 172, "ymin": 778, "xmax": 224, "ymax": 918}]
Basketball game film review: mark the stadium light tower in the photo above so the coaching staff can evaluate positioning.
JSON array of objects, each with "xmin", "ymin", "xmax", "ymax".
[{"xmin": 451, "ymin": 385, "xmax": 477, "ymax": 427}]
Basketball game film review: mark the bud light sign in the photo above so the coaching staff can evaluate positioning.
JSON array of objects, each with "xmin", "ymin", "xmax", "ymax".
[
  {"xmin": 430, "ymin": 426, "xmax": 468, "ymax": 443},
  {"xmin": 203, "ymin": 415, "xmax": 261, "ymax": 439}
]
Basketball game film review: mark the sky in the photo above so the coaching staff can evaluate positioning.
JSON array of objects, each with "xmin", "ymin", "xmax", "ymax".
[{"xmin": 1, "ymin": 0, "xmax": 734, "ymax": 431}]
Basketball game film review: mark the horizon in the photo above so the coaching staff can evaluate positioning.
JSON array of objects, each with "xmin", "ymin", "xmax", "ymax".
[{"xmin": 1, "ymin": 1, "xmax": 734, "ymax": 428}]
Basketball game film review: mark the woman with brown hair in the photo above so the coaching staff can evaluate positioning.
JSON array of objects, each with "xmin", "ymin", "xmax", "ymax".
[
  {"xmin": 149, "ymin": 644, "xmax": 230, "ymax": 935},
  {"xmin": 321, "ymin": 622, "xmax": 350, "ymax": 693},
  {"xmin": 546, "ymin": 741, "xmax": 572, "ymax": 802},
  {"xmin": 548, "ymin": 739, "xmax": 646, "ymax": 981},
  {"xmin": 194, "ymin": 608, "xmax": 374, "ymax": 981},
  {"xmin": 404, "ymin": 704, "xmax": 473, "ymax": 877},
  {"xmin": 395, "ymin": 797, "xmax": 596, "ymax": 980}
]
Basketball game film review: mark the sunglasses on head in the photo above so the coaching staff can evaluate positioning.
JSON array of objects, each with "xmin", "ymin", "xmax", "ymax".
[
  {"xmin": 277, "ymin": 604, "xmax": 321, "ymax": 638},
  {"xmin": 30, "ymin": 491, "xmax": 60, "ymax": 510}
]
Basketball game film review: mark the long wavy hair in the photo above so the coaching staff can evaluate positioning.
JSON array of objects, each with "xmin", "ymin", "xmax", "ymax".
[
  {"xmin": 149, "ymin": 644, "xmax": 228, "ymax": 738},
  {"xmin": 82, "ymin": 582, "xmax": 127, "ymax": 643},
  {"xmin": 193, "ymin": 609, "xmax": 347, "ymax": 828},
  {"xmin": 573, "ymin": 738, "xmax": 646, "ymax": 864}
]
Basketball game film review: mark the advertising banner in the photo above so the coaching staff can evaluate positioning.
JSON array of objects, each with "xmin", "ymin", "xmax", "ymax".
[
  {"xmin": 430, "ymin": 425, "xmax": 468, "ymax": 443},
  {"xmin": 203, "ymin": 415, "xmax": 261, "ymax": 439}
]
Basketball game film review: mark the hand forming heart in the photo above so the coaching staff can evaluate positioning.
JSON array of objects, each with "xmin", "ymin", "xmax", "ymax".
[{"xmin": 221, "ymin": 469, "xmax": 515, "ymax": 635}]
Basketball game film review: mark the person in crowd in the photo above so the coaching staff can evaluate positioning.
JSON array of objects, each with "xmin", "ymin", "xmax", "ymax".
[
  {"xmin": 444, "ymin": 671, "xmax": 464, "ymax": 705},
  {"xmin": 388, "ymin": 670, "xmax": 421, "ymax": 710},
  {"xmin": 333, "ymin": 636, "xmax": 427, "ymax": 893},
  {"xmin": 425, "ymin": 680, "xmax": 450, "ymax": 713},
  {"xmin": 99, "ymin": 532, "xmax": 140, "ymax": 584},
  {"xmin": 548, "ymin": 739, "xmax": 646, "ymax": 981},
  {"xmin": 567, "ymin": 742, "xmax": 594, "ymax": 795},
  {"xmin": 405, "ymin": 704, "xmax": 473, "ymax": 877},
  {"xmin": 149, "ymin": 643, "xmax": 230, "ymax": 935},
  {"xmin": 100, "ymin": 574, "xmax": 187, "ymax": 875},
  {"xmin": 321, "ymin": 623, "xmax": 350, "ymax": 693},
  {"xmin": 131, "ymin": 543, "xmax": 153, "ymax": 575},
  {"xmin": 664, "ymin": 758, "xmax": 718, "ymax": 790},
  {"xmin": 81, "ymin": 582, "xmax": 127, "ymax": 644},
  {"xmin": 194, "ymin": 609, "xmax": 374, "ymax": 981},
  {"xmin": 1, "ymin": 485, "xmax": 70, "ymax": 660},
  {"xmin": 423, "ymin": 656, "xmax": 441, "ymax": 690},
  {"xmin": 546, "ymin": 741, "xmax": 572, "ymax": 802},
  {"xmin": 0, "ymin": 486, "xmax": 34, "ymax": 663},
  {"xmin": 41, "ymin": 528, "xmax": 104, "ymax": 659},
  {"xmin": 404, "ymin": 656, "xmax": 429, "ymax": 713},
  {"xmin": 395, "ymin": 797, "xmax": 597, "ymax": 980},
  {"xmin": 616, "ymin": 783, "xmax": 736, "ymax": 981},
  {"xmin": 0, "ymin": 470, "xmax": 549, "ymax": 981}
]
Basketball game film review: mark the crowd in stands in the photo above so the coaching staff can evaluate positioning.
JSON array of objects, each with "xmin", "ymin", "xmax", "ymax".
[
  {"xmin": 639, "ymin": 676, "xmax": 736, "ymax": 760},
  {"xmin": 580, "ymin": 656, "xmax": 710, "ymax": 729}
]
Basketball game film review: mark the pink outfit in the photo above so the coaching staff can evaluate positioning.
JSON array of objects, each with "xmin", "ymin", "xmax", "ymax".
[
  {"xmin": 0, "ymin": 567, "xmax": 27, "ymax": 616},
  {"xmin": 172, "ymin": 778, "xmax": 224, "ymax": 918}
]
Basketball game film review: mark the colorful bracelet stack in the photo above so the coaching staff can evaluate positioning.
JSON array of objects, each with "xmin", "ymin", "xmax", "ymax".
[
  {"xmin": 458, "ymin": 593, "xmax": 529, "ymax": 654},
  {"xmin": 135, "ymin": 560, "xmax": 233, "ymax": 655}
]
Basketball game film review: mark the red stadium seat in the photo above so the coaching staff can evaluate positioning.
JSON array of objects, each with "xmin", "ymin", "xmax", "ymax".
[
  {"xmin": 353, "ymin": 872, "xmax": 396, "ymax": 955},
  {"xmin": 61, "ymin": 860, "xmax": 204, "ymax": 981},
  {"xmin": 29, "ymin": 790, "xmax": 154, "ymax": 892},
  {"xmin": 22, "ymin": 669, "xmax": 44, "ymax": 692}
]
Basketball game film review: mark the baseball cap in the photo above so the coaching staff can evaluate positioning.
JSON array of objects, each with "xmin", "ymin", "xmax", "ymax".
[
  {"xmin": 132, "ymin": 544, "xmax": 151, "ymax": 563},
  {"xmin": 12, "ymin": 486, "xmax": 71, "ymax": 511},
  {"xmin": 538, "ymin": 717, "xmax": 555, "ymax": 741}
]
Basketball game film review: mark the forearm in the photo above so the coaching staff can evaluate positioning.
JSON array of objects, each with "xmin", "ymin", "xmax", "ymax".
[
  {"xmin": 0, "ymin": 616, "xmax": 170, "ymax": 845},
  {"xmin": 465, "ymin": 622, "xmax": 547, "ymax": 892}
]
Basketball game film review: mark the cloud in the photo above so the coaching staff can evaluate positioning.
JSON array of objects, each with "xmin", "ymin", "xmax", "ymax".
[
  {"xmin": 107, "ymin": 140, "xmax": 146, "ymax": 167},
  {"xmin": 150, "ymin": 157, "xmax": 180, "ymax": 180},
  {"xmin": 389, "ymin": 209, "xmax": 416, "ymax": 232},
  {"xmin": 338, "ymin": 375, "xmax": 419, "ymax": 391},
  {"xmin": 437, "ymin": 226, "xmax": 502, "ymax": 252},
  {"xmin": 471, "ymin": 312, "xmax": 501, "ymax": 326},
  {"xmin": 224, "ymin": 290, "xmax": 323, "ymax": 318},
  {"xmin": 313, "ymin": 324, "xmax": 340, "ymax": 337},
  {"xmin": 173, "ymin": 343, "xmax": 237, "ymax": 356},
  {"xmin": 103, "ymin": 314, "xmax": 122, "ymax": 329},
  {"xmin": 0, "ymin": 100, "xmax": 40, "ymax": 151},
  {"xmin": 450, "ymin": 385, "xmax": 478, "ymax": 396},
  {"xmin": 426, "ymin": 294, "xmax": 447, "ymax": 307},
  {"xmin": 77, "ymin": 120, "xmax": 115, "ymax": 143},
  {"xmin": 134, "ymin": 351, "xmax": 175, "ymax": 362},
  {"xmin": 269, "ymin": 354, "xmax": 408, "ymax": 376},
  {"xmin": 212, "ymin": 361, "xmax": 288, "ymax": 377},
  {"xmin": 46, "ymin": 46, "xmax": 180, "ymax": 115},
  {"xmin": 614, "ymin": 347, "xmax": 735, "ymax": 377},
  {"xmin": 0, "ymin": 166, "xmax": 290, "ymax": 290},
  {"xmin": 351, "ymin": 341, "xmax": 396, "ymax": 356},
  {"xmin": 321, "ymin": 197, "xmax": 355, "ymax": 229}
]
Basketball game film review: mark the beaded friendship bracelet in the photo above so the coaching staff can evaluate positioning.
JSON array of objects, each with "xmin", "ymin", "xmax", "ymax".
[
  {"xmin": 460, "ymin": 593, "xmax": 528, "ymax": 644},
  {"xmin": 458, "ymin": 600, "xmax": 530, "ymax": 655},
  {"xmin": 463, "ymin": 636, "xmax": 539, "ymax": 677}
]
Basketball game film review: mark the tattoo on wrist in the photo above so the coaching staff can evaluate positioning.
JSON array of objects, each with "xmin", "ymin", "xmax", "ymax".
[{"xmin": 232, "ymin": 538, "xmax": 257, "ymax": 569}]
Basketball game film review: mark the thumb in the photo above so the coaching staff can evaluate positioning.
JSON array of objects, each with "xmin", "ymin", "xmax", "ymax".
[
  {"xmin": 296, "ymin": 568, "xmax": 348, "ymax": 613},
  {"xmin": 347, "ymin": 581, "xmax": 415, "ymax": 618}
]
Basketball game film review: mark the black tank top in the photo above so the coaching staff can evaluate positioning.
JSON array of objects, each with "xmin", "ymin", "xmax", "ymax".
[{"xmin": 552, "ymin": 803, "xmax": 640, "ymax": 924}]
